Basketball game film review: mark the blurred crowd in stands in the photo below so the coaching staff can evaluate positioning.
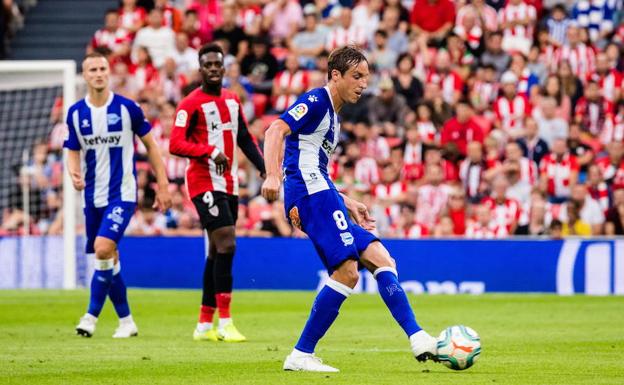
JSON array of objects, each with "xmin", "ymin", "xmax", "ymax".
[{"xmin": 3, "ymin": 0, "xmax": 624, "ymax": 239}]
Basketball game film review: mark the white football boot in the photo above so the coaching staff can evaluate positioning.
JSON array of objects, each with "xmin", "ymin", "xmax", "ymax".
[
  {"xmin": 283, "ymin": 349, "xmax": 339, "ymax": 372},
  {"xmin": 112, "ymin": 316, "xmax": 138, "ymax": 338},
  {"xmin": 410, "ymin": 330, "xmax": 439, "ymax": 362},
  {"xmin": 76, "ymin": 314, "xmax": 97, "ymax": 337}
]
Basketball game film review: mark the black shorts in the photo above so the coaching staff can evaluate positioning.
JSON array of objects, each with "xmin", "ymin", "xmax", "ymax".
[{"xmin": 191, "ymin": 191, "xmax": 238, "ymax": 231}]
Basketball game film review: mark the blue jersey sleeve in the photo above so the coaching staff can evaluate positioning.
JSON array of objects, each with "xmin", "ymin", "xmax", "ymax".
[
  {"xmin": 279, "ymin": 89, "xmax": 326, "ymax": 135},
  {"xmin": 126, "ymin": 101, "xmax": 151, "ymax": 137},
  {"xmin": 63, "ymin": 106, "xmax": 81, "ymax": 150}
]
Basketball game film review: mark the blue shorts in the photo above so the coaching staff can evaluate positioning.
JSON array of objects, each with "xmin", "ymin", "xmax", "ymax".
[
  {"xmin": 287, "ymin": 189, "xmax": 378, "ymax": 273},
  {"xmin": 84, "ymin": 202, "xmax": 136, "ymax": 254}
]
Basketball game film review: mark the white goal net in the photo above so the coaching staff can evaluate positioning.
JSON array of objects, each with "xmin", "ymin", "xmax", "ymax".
[{"xmin": 0, "ymin": 61, "xmax": 78, "ymax": 289}]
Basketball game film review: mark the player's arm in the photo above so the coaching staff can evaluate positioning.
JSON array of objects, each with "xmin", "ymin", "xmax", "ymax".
[
  {"xmin": 236, "ymin": 110, "xmax": 266, "ymax": 178},
  {"xmin": 339, "ymin": 193, "xmax": 376, "ymax": 231},
  {"xmin": 261, "ymin": 119, "xmax": 291, "ymax": 202},
  {"xmin": 66, "ymin": 150, "xmax": 84, "ymax": 191},
  {"xmin": 169, "ymin": 105, "xmax": 229, "ymax": 175},
  {"xmin": 139, "ymin": 131, "xmax": 173, "ymax": 212}
]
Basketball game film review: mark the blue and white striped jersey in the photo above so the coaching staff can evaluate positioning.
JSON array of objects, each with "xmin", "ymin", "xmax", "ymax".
[
  {"xmin": 64, "ymin": 92, "xmax": 151, "ymax": 208},
  {"xmin": 280, "ymin": 87, "xmax": 340, "ymax": 209}
]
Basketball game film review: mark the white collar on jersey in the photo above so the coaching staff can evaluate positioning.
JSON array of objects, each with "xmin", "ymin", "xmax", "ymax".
[{"xmin": 85, "ymin": 91, "xmax": 114, "ymax": 109}]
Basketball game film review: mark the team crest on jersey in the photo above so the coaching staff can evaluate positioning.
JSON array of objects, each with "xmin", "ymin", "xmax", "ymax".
[
  {"xmin": 340, "ymin": 232, "xmax": 354, "ymax": 246},
  {"xmin": 289, "ymin": 207, "xmax": 301, "ymax": 230},
  {"xmin": 107, "ymin": 206, "xmax": 125, "ymax": 225},
  {"xmin": 288, "ymin": 103, "xmax": 308, "ymax": 121},
  {"xmin": 175, "ymin": 110, "xmax": 188, "ymax": 127},
  {"xmin": 107, "ymin": 113, "xmax": 121, "ymax": 125}
]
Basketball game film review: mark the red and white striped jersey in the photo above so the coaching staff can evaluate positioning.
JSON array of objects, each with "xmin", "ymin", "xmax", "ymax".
[
  {"xmin": 170, "ymin": 88, "xmax": 245, "ymax": 198},
  {"xmin": 354, "ymin": 157, "xmax": 380, "ymax": 186},
  {"xmin": 129, "ymin": 63, "xmax": 160, "ymax": 92},
  {"xmin": 415, "ymin": 183, "xmax": 453, "ymax": 227},
  {"xmin": 498, "ymin": 2, "xmax": 536, "ymax": 39},
  {"xmin": 426, "ymin": 70, "xmax": 463, "ymax": 105},
  {"xmin": 517, "ymin": 68, "xmax": 533, "ymax": 97},
  {"xmin": 373, "ymin": 181, "xmax": 408, "ymax": 223},
  {"xmin": 325, "ymin": 26, "xmax": 368, "ymax": 51},
  {"xmin": 587, "ymin": 70, "xmax": 623, "ymax": 102},
  {"xmin": 417, "ymin": 121, "xmax": 437, "ymax": 143},
  {"xmin": 481, "ymin": 196, "xmax": 522, "ymax": 231},
  {"xmin": 118, "ymin": 7, "xmax": 146, "ymax": 32},
  {"xmin": 518, "ymin": 157, "xmax": 539, "ymax": 186},
  {"xmin": 391, "ymin": 222, "xmax": 430, "ymax": 239},
  {"xmin": 465, "ymin": 221, "xmax": 508, "ymax": 239},
  {"xmin": 494, "ymin": 95, "xmax": 531, "ymax": 134},
  {"xmin": 553, "ymin": 43, "xmax": 596, "ymax": 79},
  {"xmin": 91, "ymin": 28, "xmax": 131, "ymax": 52},
  {"xmin": 404, "ymin": 142, "xmax": 424, "ymax": 165},
  {"xmin": 596, "ymin": 156, "xmax": 624, "ymax": 189},
  {"xmin": 539, "ymin": 153, "xmax": 580, "ymax": 198},
  {"xmin": 272, "ymin": 70, "xmax": 310, "ymax": 112},
  {"xmin": 539, "ymin": 45, "xmax": 557, "ymax": 67},
  {"xmin": 587, "ymin": 182, "xmax": 610, "ymax": 213},
  {"xmin": 471, "ymin": 80, "xmax": 499, "ymax": 107},
  {"xmin": 601, "ymin": 113, "xmax": 624, "ymax": 145},
  {"xmin": 574, "ymin": 97, "xmax": 614, "ymax": 137}
]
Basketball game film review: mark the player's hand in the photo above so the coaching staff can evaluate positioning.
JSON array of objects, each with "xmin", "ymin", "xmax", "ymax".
[
  {"xmin": 154, "ymin": 187, "xmax": 173, "ymax": 212},
  {"xmin": 345, "ymin": 198, "xmax": 376, "ymax": 231},
  {"xmin": 214, "ymin": 152, "xmax": 229, "ymax": 175},
  {"xmin": 261, "ymin": 174, "xmax": 281, "ymax": 202},
  {"xmin": 70, "ymin": 171, "xmax": 85, "ymax": 191}
]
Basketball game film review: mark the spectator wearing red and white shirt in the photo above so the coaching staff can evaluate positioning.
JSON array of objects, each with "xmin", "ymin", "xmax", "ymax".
[
  {"xmin": 90, "ymin": 10, "xmax": 132, "ymax": 62},
  {"xmin": 574, "ymin": 80, "xmax": 614, "ymax": 139},
  {"xmin": 465, "ymin": 203, "xmax": 508, "ymax": 239},
  {"xmin": 415, "ymin": 163, "xmax": 453, "ymax": 228},
  {"xmin": 596, "ymin": 141, "xmax": 624, "ymax": 190},
  {"xmin": 539, "ymin": 137, "xmax": 579, "ymax": 202},
  {"xmin": 586, "ymin": 164, "xmax": 610, "ymax": 213},
  {"xmin": 441, "ymin": 100, "xmax": 484, "ymax": 157},
  {"xmin": 552, "ymin": 25, "xmax": 596, "ymax": 80},
  {"xmin": 181, "ymin": 9, "xmax": 208, "ymax": 50},
  {"xmin": 498, "ymin": 0, "xmax": 536, "ymax": 55},
  {"xmin": 423, "ymin": 146, "xmax": 459, "ymax": 183},
  {"xmin": 119, "ymin": 0, "xmax": 146, "ymax": 35},
  {"xmin": 426, "ymin": 50, "xmax": 463, "ymax": 105},
  {"xmin": 388, "ymin": 204, "xmax": 430, "ymax": 239},
  {"xmin": 372, "ymin": 164, "xmax": 408, "ymax": 225},
  {"xmin": 459, "ymin": 141, "xmax": 488, "ymax": 203},
  {"xmin": 129, "ymin": 46, "xmax": 160, "ymax": 94},
  {"xmin": 509, "ymin": 52, "xmax": 540, "ymax": 97},
  {"xmin": 587, "ymin": 52, "xmax": 622, "ymax": 103},
  {"xmin": 557, "ymin": 184, "xmax": 605, "ymax": 235},
  {"xmin": 325, "ymin": 7, "xmax": 368, "ymax": 51},
  {"xmin": 456, "ymin": 0, "xmax": 498, "ymax": 33},
  {"xmin": 401, "ymin": 125, "xmax": 425, "ymax": 181},
  {"xmin": 271, "ymin": 54, "xmax": 309, "ymax": 113},
  {"xmin": 453, "ymin": 7, "xmax": 483, "ymax": 51},
  {"xmin": 155, "ymin": 0, "xmax": 183, "ymax": 33},
  {"xmin": 601, "ymin": 101, "xmax": 624, "ymax": 146},
  {"xmin": 494, "ymin": 71, "xmax": 532, "ymax": 139},
  {"xmin": 482, "ymin": 176, "xmax": 522, "ymax": 234},
  {"xmin": 188, "ymin": 0, "xmax": 223, "ymax": 43},
  {"xmin": 470, "ymin": 64, "xmax": 499, "ymax": 112},
  {"xmin": 493, "ymin": 141, "xmax": 539, "ymax": 186}
]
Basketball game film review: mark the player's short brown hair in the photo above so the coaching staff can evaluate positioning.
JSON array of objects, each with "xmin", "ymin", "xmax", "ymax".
[
  {"xmin": 327, "ymin": 45, "xmax": 368, "ymax": 81},
  {"xmin": 82, "ymin": 51, "xmax": 107, "ymax": 64}
]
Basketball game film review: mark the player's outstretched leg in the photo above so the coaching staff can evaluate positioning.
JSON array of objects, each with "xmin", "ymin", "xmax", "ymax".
[
  {"xmin": 76, "ymin": 253, "xmax": 114, "ymax": 337},
  {"xmin": 194, "ymin": 255, "xmax": 218, "ymax": 341},
  {"xmin": 213, "ymin": 227, "xmax": 246, "ymax": 342},
  {"xmin": 284, "ymin": 278, "xmax": 353, "ymax": 372},
  {"xmin": 109, "ymin": 260, "xmax": 138, "ymax": 338},
  {"xmin": 374, "ymin": 266, "xmax": 437, "ymax": 362}
]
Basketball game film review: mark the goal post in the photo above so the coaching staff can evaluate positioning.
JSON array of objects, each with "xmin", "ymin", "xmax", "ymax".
[{"xmin": 0, "ymin": 60, "xmax": 78, "ymax": 289}]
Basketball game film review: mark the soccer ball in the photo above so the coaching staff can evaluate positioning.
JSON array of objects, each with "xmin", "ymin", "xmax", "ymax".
[{"xmin": 436, "ymin": 325, "xmax": 481, "ymax": 370}]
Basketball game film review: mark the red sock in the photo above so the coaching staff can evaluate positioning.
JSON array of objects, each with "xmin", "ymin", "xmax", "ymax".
[
  {"xmin": 215, "ymin": 293, "xmax": 232, "ymax": 318},
  {"xmin": 199, "ymin": 305, "xmax": 215, "ymax": 323}
]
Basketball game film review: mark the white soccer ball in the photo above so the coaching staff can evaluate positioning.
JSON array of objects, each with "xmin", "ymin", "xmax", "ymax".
[{"xmin": 436, "ymin": 325, "xmax": 481, "ymax": 370}]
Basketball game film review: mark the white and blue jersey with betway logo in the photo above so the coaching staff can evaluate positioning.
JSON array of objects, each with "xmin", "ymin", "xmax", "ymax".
[
  {"xmin": 63, "ymin": 92, "xmax": 151, "ymax": 208},
  {"xmin": 280, "ymin": 86, "xmax": 340, "ymax": 209}
]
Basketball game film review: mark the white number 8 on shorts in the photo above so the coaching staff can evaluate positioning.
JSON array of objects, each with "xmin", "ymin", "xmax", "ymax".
[{"xmin": 332, "ymin": 210, "xmax": 348, "ymax": 230}]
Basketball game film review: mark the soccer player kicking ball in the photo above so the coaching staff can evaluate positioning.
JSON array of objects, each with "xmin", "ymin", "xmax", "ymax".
[
  {"xmin": 66, "ymin": 52, "xmax": 172, "ymax": 338},
  {"xmin": 261, "ymin": 46, "xmax": 438, "ymax": 372},
  {"xmin": 169, "ymin": 44, "xmax": 265, "ymax": 342}
]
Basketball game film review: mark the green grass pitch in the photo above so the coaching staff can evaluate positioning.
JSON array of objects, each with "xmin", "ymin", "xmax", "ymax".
[{"xmin": 1, "ymin": 290, "xmax": 623, "ymax": 385}]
